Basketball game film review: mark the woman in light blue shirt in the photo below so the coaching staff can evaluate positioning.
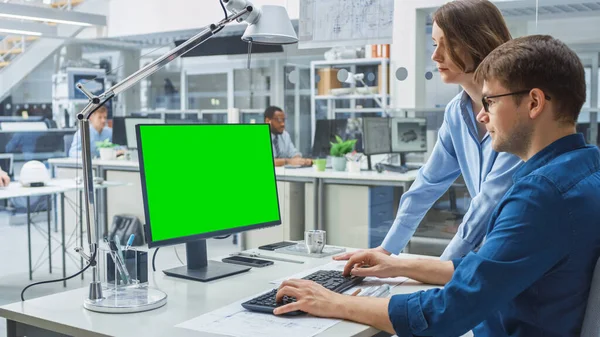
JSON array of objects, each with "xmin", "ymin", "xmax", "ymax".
[{"xmin": 336, "ymin": 0, "xmax": 523, "ymax": 261}]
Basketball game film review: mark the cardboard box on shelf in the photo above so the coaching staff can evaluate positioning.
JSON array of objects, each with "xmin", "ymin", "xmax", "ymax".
[{"xmin": 317, "ymin": 68, "xmax": 342, "ymax": 96}]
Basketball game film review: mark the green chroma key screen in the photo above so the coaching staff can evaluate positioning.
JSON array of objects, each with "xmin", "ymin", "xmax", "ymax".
[{"xmin": 137, "ymin": 123, "xmax": 281, "ymax": 244}]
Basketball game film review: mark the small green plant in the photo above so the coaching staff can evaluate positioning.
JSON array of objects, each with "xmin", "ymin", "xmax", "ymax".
[
  {"xmin": 95, "ymin": 139, "xmax": 116, "ymax": 149},
  {"xmin": 330, "ymin": 135, "xmax": 357, "ymax": 157}
]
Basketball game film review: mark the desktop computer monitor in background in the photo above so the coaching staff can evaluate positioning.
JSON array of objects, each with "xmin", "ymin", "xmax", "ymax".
[
  {"xmin": 391, "ymin": 117, "xmax": 427, "ymax": 153},
  {"xmin": 312, "ymin": 119, "xmax": 347, "ymax": 158},
  {"xmin": 112, "ymin": 117, "xmax": 126, "ymax": 146},
  {"xmin": 312, "ymin": 118, "xmax": 363, "ymax": 158},
  {"xmin": 125, "ymin": 117, "xmax": 163, "ymax": 148},
  {"xmin": 362, "ymin": 117, "xmax": 391, "ymax": 155},
  {"xmin": 137, "ymin": 123, "xmax": 281, "ymax": 282}
]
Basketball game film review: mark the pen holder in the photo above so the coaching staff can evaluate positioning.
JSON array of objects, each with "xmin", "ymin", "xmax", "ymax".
[
  {"xmin": 99, "ymin": 247, "xmax": 148, "ymax": 289},
  {"xmin": 347, "ymin": 161, "xmax": 361, "ymax": 173}
]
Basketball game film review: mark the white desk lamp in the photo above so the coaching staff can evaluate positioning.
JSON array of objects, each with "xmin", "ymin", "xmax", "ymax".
[
  {"xmin": 75, "ymin": 0, "xmax": 297, "ymax": 313},
  {"xmin": 337, "ymin": 68, "xmax": 388, "ymax": 116}
]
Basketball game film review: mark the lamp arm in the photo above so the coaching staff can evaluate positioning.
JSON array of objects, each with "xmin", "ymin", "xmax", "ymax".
[
  {"xmin": 75, "ymin": 7, "xmax": 250, "ymax": 301},
  {"xmin": 357, "ymin": 77, "xmax": 387, "ymax": 117}
]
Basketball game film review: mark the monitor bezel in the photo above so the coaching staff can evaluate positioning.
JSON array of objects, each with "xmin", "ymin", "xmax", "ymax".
[
  {"xmin": 390, "ymin": 117, "xmax": 428, "ymax": 154},
  {"xmin": 136, "ymin": 123, "xmax": 282, "ymax": 248}
]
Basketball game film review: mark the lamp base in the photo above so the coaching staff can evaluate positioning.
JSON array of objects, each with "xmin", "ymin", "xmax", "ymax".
[{"xmin": 83, "ymin": 285, "xmax": 167, "ymax": 314}]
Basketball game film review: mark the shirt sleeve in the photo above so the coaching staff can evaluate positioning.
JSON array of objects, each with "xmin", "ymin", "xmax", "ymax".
[
  {"xmin": 440, "ymin": 151, "xmax": 522, "ymax": 260},
  {"xmin": 381, "ymin": 114, "xmax": 461, "ymax": 254},
  {"xmin": 68, "ymin": 130, "xmax": 81, "ymax": 158},
  {"xmin": 387, "ymin": 175, "xmax": 568, "ymax": 337},
  {"xmin": 283, "ymin": 132, "xmax": 301, "ymax": 158}
]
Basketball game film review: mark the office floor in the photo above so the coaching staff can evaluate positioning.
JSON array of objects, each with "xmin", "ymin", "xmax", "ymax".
[{"xmin": 0, "ymin": 211, "xmax": 240, "ymax": 337}]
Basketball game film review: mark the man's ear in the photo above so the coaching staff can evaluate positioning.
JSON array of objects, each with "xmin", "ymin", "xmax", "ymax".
[{"xmin": 528, "ymin": 88, "xmax": 547, "ymax": 120}]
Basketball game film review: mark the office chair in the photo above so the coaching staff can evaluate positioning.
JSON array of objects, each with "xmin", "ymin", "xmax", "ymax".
[{"xmin": 581, "ymin": 256, "xmax": 600, "ymax": 337}]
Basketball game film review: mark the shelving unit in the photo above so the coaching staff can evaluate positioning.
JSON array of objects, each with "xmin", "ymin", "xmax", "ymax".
[{"xmin": 310, "ymin": 58, "xmax": 390, "ymax": 144}]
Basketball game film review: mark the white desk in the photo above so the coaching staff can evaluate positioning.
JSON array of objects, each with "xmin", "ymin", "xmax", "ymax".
[
  {"xmin": 0, "ymin": 250, "xmax": 439, "ymax": 337},
  {"xmin": 0, "ymin": 179, "xmax": 127, "ymax": 285},
  {"xmin": 49, "ymin": 159, "xmax": 419, "ymax": 249}
]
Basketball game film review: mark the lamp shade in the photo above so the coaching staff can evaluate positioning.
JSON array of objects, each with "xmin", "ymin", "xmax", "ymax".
[{"xmin": 242, "ymin": 5, "xmax": 297, "ymax": 45}]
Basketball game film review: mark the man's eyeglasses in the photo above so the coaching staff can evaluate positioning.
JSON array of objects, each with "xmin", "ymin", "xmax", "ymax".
[
  {"xmin": 272, "ymin": 118, "xmax": 286, "ymax": 123},
  {"xmin": 481, "ymin": 89, "xmax": 551, "ymax": 112}
]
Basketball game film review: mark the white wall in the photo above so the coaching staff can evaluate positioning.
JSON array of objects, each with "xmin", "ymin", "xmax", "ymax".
[{"xmin": 107, "ymin": 0, "xmax": 299, "ymax": 37}]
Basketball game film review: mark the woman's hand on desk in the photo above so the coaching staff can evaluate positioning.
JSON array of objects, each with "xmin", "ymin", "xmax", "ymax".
[
  {"xmin": 342, "ymin": 251, "xmax": 403, "ymax": 279},
  {"xmin": 273, "ymin": 279, "xmax": 343, "ymax": 317},
  {"xmin": 333, "ymin": 246, "xmax": 391, "ymax": 261}
]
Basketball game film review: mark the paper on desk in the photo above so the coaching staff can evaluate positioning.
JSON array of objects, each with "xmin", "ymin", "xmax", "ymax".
[
  {"xmin": 270, "ymin": 260, "xmax": 408, "ymax": 288},
  {"xmin": 176, "ymin": 292, "xmax": 341, "ymax": 337}
]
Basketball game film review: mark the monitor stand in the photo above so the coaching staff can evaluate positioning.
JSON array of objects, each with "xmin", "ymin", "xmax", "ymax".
[{"xmin": 162, "ymin": 239, "xmax": 250, "ymax": 282}]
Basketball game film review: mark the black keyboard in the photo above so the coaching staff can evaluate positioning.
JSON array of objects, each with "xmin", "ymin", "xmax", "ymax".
[{"xmin": 241, "ymin": 270, "xmax": 364, "ymax": 316}]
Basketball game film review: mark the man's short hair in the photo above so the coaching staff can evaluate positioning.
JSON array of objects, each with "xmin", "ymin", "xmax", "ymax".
[
  {"xmin": 474, "ymin": 35, "xmax": 586, "ymax": 124},
  {"xmin": 264, "ymin": 106, "xmax": 283, "ymax": 121},
  {"xmin": 95, "ymin": 105, "xmax": 108, "ymax": 114}
]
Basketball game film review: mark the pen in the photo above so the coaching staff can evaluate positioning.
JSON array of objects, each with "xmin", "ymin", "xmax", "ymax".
[
  {"xmin": 370, "ymin": 284, "xmax": 391, "ymax": 298},
  {"xmin": 126, "ymin": 234, "xmax": 135, "ymax": 249},
  {"xmin": 105, "ymin": 237, "xmax": 131, "ymax": 285},
  {"xmin": 350, "ymin": 288, "xmax": 362, "ymax": 296},
  {"xmin": 114, "ymin": 234, "xmax": 124, "ymax": 260},
  {"xmin": 232, "ymin": 252, "xmax": 304, "ymax": 264}
]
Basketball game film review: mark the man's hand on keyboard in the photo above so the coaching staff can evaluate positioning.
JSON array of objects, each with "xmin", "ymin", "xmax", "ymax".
[
  {"xmin": 332, "ymin": 246, "xmax": 391, "ymax": 261},
  {"xmin": 273, "ymin": 279, "xmax": 343, "ymax": 317},
  {"xmin": 342, "ymin": 251, "xmax": 401, "ymax": 279}
]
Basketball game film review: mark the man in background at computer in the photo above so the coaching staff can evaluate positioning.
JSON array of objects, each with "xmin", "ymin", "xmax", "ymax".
[
  {"xmin": 69, "ymin": 106, "xmax": 123, "ymax": 158},
  {"xmin": 264, "ymin": 106, "xmax": 312, "ymax": 167},
  {"xmin": 274, "ymin": 35, "xmax": 600, "ymax": 336},
  {"xmin": 0, "ymin": 168, "xmax": 9, "ymax": 187}
]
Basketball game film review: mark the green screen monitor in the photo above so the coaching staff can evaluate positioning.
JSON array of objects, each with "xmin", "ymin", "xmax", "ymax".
[{"xmin": 137, "ymin": 123, "xmax": 281, "ymax": 282}]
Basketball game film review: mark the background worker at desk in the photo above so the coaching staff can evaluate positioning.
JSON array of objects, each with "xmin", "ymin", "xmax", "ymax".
[
  {"xmin": 335, "ymin": 0, "xmax": 522, "ymax": 262},
  {"xmin": 264, "ymin": 106, "xmax": 312, "ymax": 167},
  {"xmin": 275, "ymin": 34, "xmax": 600, "ymax": 337},
  {"xmin": 68, "ymin": 105, "xmax": 124, "ymax": 158},
  {"xmin": 0, "ymin": 167, "xmax": 9, "ymax": 187}
]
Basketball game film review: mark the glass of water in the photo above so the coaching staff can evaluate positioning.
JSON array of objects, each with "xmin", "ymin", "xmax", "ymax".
[{"xmin": 305, "ymin": 230, "xmax": 326, "ymax": 254}]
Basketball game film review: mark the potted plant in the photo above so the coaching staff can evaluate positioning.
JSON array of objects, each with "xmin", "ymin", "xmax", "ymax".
[
  {"xmin": 330, "ymin": 135, "xmax": 357, "ymax": 171},
  {"xmin": 96, "ymin": 139, "xmax": 117, "ymax": 160}
]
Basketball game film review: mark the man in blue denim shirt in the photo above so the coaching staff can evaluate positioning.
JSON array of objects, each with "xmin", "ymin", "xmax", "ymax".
[{"xmin": 274, "ymin": 35, "xmax": 600, "ymax": 337}]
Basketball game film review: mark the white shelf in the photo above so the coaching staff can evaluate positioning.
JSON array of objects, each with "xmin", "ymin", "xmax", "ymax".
[
  {"xmin": 315, "ymin": 94, "xmax": 389, "ymax": 100},
  {"xmin": 333, "ymin": 108, "xmax": 385, "ymax": 113},
  {"xmin": 312, "ymin": 58, "xmax": 390, "ymax": 66}
]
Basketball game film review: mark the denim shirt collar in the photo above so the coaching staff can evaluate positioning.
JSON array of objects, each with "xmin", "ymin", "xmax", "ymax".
[{"xmin": 513, "ymin": 133, "xmax": 587, "ymax": 181}]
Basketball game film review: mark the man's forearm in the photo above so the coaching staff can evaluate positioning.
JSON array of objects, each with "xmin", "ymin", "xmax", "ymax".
[
  {"xmin": 397, "ymin": 259, "xmax": 455, "ymax": 285},
  {"xmin": 333, "ymin": 296, "xmax": 395, "ymax": 334}
]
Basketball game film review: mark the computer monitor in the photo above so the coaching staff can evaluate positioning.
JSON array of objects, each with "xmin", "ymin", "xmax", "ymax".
[
  {"xmin": 312, "ymin": 118, "xmax": 363, "ymax": 158},
  {"xmin": 391, "ymin": 117, "xmax": 427, "ymax": 153},
  {"xmin": 137, "ymin": 123, "xmax": 281, "ymax": 282},
  {"xmin": 125, "ymin": 117, "xmax": 163, "ymax": 148},
  {"xmin": 112, "ymin": 117, "xmax": 126, "ymax": 146},
  {"xmin": 362, "ymin": 117, "xmax": 391, "ymax": 155}
]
